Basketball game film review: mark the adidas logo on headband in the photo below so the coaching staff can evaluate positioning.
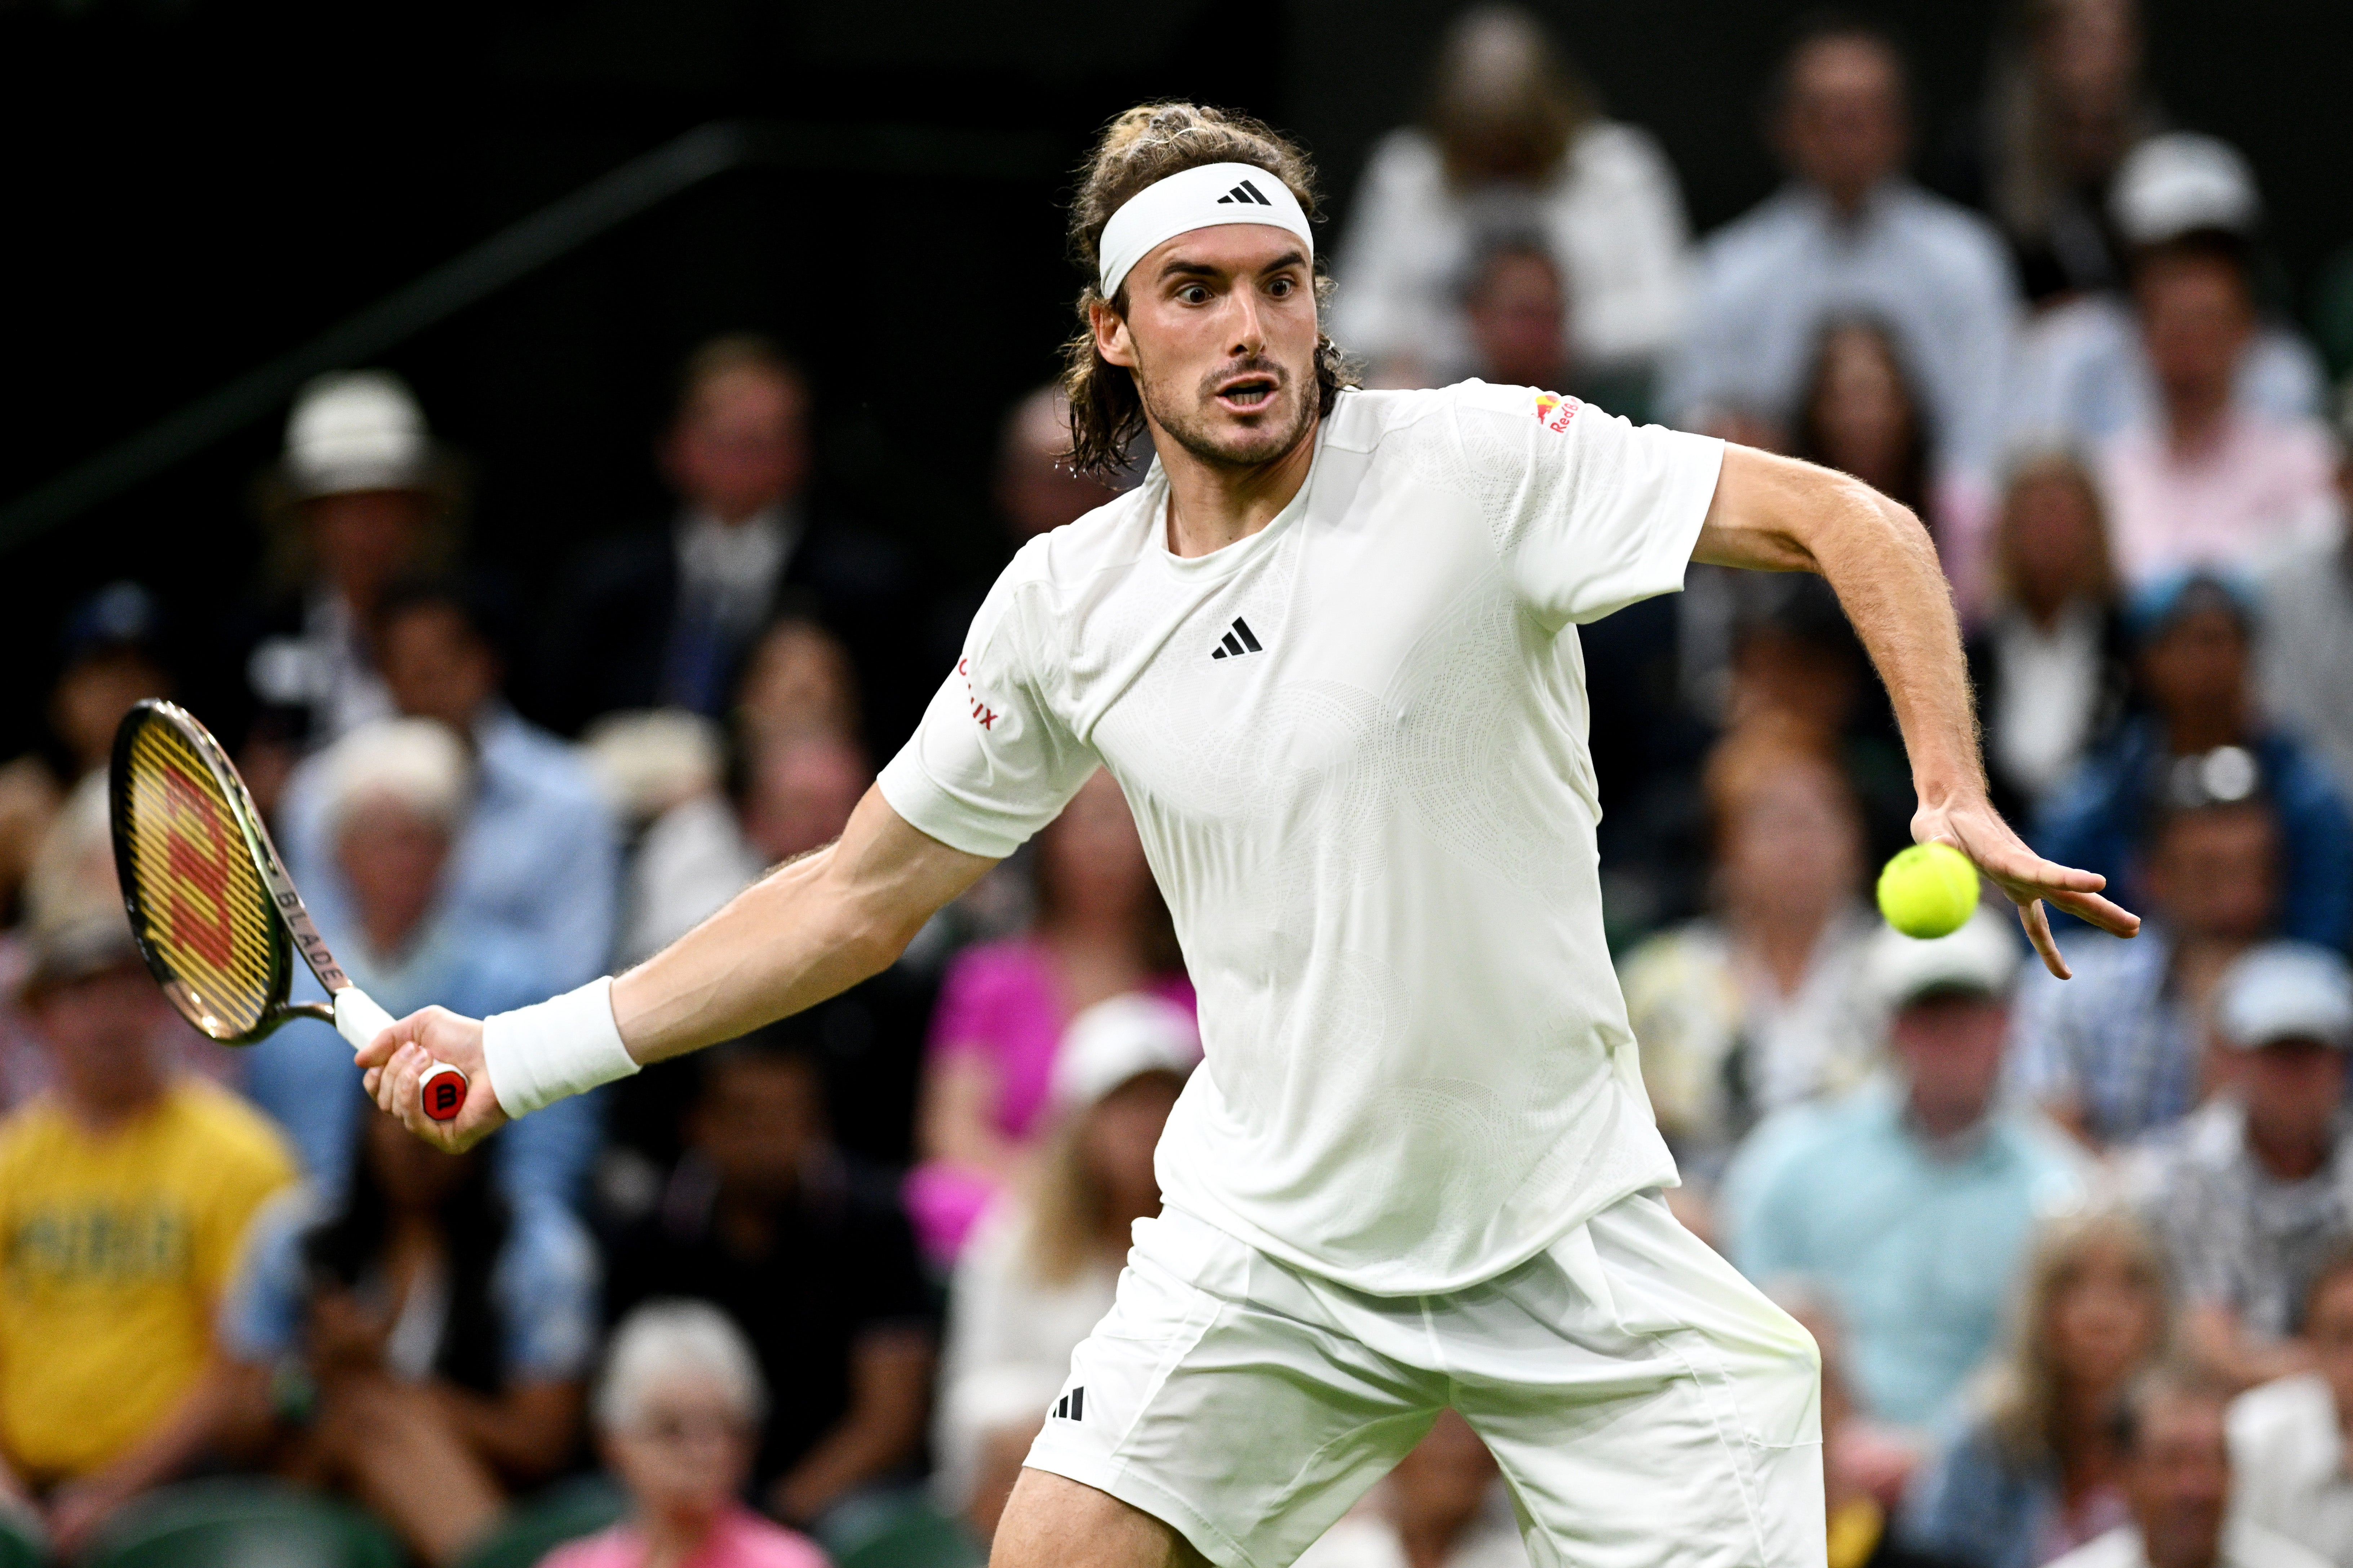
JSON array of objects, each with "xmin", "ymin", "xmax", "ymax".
[{"xmin": 1096, "ymin": 161, "xmax": 1315, "ymax": 298}]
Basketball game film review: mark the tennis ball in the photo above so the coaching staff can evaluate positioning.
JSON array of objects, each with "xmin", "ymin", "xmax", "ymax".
[{"xmin": 1876, "ymin": 842, "xmax": 1981, "ymax": 939}]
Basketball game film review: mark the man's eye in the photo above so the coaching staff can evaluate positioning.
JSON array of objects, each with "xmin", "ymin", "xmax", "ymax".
[
  {"xmin": 1269, "ymin": 277, "xmax": 1295, "ymax": 298},
  {"xmin": 1178, "ymin": 285, "xmax": 1210, "ymax": 305}
]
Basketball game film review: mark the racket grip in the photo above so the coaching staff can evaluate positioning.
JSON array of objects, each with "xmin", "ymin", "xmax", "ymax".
[{"xmin": 334, "ymin": 989, "xmax": 470, "ymax": 1124}]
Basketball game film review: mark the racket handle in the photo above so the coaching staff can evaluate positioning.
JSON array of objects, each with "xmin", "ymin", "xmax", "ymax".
[{"xmin": 334, "ymin": 988, "xmax": 470, "ymax": 1124}]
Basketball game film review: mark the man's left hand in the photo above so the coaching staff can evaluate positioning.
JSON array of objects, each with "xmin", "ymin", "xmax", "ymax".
[{"xmin": 1913, "ymin": 797, "xmax": 2140, "ymax": 979}]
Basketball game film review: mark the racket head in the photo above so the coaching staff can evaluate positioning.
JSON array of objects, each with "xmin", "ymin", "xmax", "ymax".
[{"xmin": 108, "ymin": 700, "xmax": 297, "ymax": 1044}]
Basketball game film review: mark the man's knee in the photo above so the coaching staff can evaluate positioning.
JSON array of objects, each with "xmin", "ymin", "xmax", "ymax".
[{"xmin": 990, "ymin": 1468, "xmax": 1207, "ymax": 1568}]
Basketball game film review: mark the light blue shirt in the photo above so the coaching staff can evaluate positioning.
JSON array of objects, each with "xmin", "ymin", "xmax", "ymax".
[
  {"xmin": 2006, "ymin": 294, "xmax": 2326, "ymax": 454},
  {"xmin": 1665, "ymin": 178, "xmax": 2020, "ymax": 476},
  {"xmin": 1723, "ymin": 1079, "xmax": 2085, "ymax": 1428},
  {"xmin": 282, "ymin": 704, "xmax": 620, "ymax": 992}
]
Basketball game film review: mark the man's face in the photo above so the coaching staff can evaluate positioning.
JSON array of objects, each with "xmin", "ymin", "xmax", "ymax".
[
  {"xmin": 1779, "ymin": 37, "xmax": 1908, "ymax": 204},
  {"xmin": 2144, "ymin": 806, "xmax": 2276, "ymax": 943},
  {"xmin": 1891, "ymin": 992, "xmax": 2009, "ymax": 1132},
  {"xmin": 336, "ymin": 798, "xmax": 452, "ymax": 956},
  {"xmin": 2126, "ymin": 1393, "xmax": 2231, "ymax": 1568},
  {"xmin": 664, "ymin": 367, "xmax": 809, "ymax": 524},
  {"xmin": 691, "ymin": 1056, "xmax": 822, "ymax": 1202},
  {"xmin": 2137, "ymin": 254, "xmax": 2255, "ymax": 409},
  {"xmin": 2139, "ymin": 606, "xmax": 2250, "ymax": 732},
  {"xmin": 304, "ymin": 489, "xmax": 430, "ymax": 605},
  {"xmin": 1466, "ymin": 251, "xmax": 1568, "ymax": 389},
  {"xmin": 33, "ymin": 963, "xmax": 168, "ymax": 1117},
  {"xmin": 2239, "ymin": 1037, "xmax": 2346, "ymax": 1154},
  {"xmin": 381, "ymin": 604, "xmax": 498, "ymax": 734},
  {"xmin": 2307, "ymin": 1273, "xmax": 2353, "ymax": 1427},
  {"xmin": 1093, "ymin": 223, "xmax": 1320, "ymax": 472}
]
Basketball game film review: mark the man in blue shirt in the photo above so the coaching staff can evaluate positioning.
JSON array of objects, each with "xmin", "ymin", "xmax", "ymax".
[
  {"xmin": 1724, "ymin": 909, "xmax": 2085, "ymax": 1431},
  {"xmin": 1664, "ymin": 18, "xmax": 2020, "ymax": 478},
  {"xmin": 279, "ymin": 574, "xmax": 621, "ymax": 994}
]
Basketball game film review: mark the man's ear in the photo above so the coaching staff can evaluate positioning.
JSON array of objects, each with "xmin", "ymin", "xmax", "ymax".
[{"xmin": 1091, "ymin": 298, "xmax": 1137, "ymax": 371}]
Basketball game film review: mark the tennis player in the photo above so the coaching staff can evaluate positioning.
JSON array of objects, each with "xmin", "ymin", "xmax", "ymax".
[{"xmin": 363, "ymin": 104, "xmax": 2137, "ymax": 1568}]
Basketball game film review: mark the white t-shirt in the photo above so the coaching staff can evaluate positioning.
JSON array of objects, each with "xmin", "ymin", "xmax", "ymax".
[{"xmin": 879, "ymin": 382, "xmax": 1724, "ymax": 1293}]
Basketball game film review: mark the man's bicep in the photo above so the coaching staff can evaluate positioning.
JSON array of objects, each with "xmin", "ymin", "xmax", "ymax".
[
  {"xmin": 834, "ymin": 786, "xmax": 1002, "ymax": 928},
  {"xmin": 1688, "ymin": 444, "xmax": 1832, "ymax": 574}
]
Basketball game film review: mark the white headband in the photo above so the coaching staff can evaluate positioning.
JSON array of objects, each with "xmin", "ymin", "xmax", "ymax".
[{"xmin": 1097, "ymin": 162, "xmax": 1314, "ymax": 300}]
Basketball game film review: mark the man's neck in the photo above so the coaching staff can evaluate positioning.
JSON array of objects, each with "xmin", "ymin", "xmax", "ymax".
[
  {"xmin": 1905, "ymin": 1095, "xmax": 1992, "ymax": 1152},
  {"xmin": 1154, "ymin": 417, "xmax": 1319, "ymax": 560},
  {"xmin": 59, "ymin": 1084, "xmax": 165, "ymax": 1136},
  {"xmin": 2164, "ymin": 389, "xmax": 2232, "ymax": 458},
  {"xmin": 2248, "ymin": 1117, "xmax": 2333, "ymax": 1184}
]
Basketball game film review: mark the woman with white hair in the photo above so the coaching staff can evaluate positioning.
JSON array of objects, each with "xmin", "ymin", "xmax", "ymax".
[
  {"xmin": 238, "ymin": 718, "xmax": 594, "ymax": 1211},
  {"xmin": 543, "ymin": 1301, "xmax": 829, "ymax": 1568},
  {"xmin": 932, "ymin": 994, "xmax": 1198, "ymax": 1537}
]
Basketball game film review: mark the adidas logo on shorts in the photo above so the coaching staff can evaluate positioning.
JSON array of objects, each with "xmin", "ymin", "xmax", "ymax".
[{"xmin": 1052, "ymin": 1386, "xmax": 1086, "ymax": 1421}]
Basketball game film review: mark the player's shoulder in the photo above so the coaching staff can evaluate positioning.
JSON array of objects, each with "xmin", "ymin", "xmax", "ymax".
[
  {"xmin": 1325, "ymin": 380, "xmax": 1580, "ymax": 452},
  {"xmin": 999, "ymin": 478, "xmax": 1160, "ymax": 591}
]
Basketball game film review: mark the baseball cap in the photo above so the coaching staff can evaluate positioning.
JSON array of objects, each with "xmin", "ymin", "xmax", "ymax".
[
  {"xmin": 2215, "ymin": 941, "xmax": 2353, "ymax": 1051},
  {"xmin": 1867, "ymin": 907, "xmax": 2020, "ymax": 1012},
  {"xmin": 1049, "ymin": 993, "xmax": 1200, "ymax": 1115},
  {"xmin": 2110, "ymin": 133, "xmax": 2260, "ymax": 248}
]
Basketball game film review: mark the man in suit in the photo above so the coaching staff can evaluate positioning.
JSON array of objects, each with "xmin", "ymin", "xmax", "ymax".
[{"xmin": 540, "ymin": 335, "xmax": 911, "ymax": 744}]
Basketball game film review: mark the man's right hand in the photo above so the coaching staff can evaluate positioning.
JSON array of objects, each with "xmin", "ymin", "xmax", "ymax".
[{"xmin": 357, "ymin": 1007, "xmax": 510, "ymax": 1153}]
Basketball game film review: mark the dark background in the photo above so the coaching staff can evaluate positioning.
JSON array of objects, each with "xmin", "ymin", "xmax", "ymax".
[{"xmin": 4, "ymin": 0, "xmax": 2347, "ymax": 757}]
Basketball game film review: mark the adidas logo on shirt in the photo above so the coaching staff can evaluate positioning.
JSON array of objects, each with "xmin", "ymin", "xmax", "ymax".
[
  {"xmin": 1215, "ymin": 179, "xmax": 1274, "ymax": 207},
  {"xmin": 1052, "ymin": 1387, "xmax": 1086, "ymax": 1421},
  {"xmin": 1209, "ymin": 618, "xmax": 1264, "ymax": 660}
]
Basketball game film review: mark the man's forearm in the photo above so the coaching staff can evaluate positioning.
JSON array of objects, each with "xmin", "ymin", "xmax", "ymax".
[
  {"xmin": 612, "ymin": 846, "xmax": 900, "ymax": 1063},
  {"xmin": 612, "ymin": 785, "xmax": 995, "ymax": 1064},
  {"xmin": 1808, "ymin": 484, "xmax": 1984, "ymax": 805},
  {"xmin": 1695, "ymin": 448, "xmax": 1983, "ymax": 803}
]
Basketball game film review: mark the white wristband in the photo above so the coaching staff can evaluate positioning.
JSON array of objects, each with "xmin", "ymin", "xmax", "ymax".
[{"xmin": 479, "ymin": 977, "xmax": 640, "ymax": 1118}]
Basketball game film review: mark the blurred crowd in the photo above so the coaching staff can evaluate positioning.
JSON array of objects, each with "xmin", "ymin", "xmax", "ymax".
[{"xmin": 2, "ymin": 4, "xmax": 2352, "ymax": 1568}]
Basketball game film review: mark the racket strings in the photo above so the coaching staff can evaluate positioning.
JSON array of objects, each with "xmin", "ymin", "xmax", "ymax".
[{"xmin": 120, "ymin": 719, "xmax": 279, "ymax": 1038}]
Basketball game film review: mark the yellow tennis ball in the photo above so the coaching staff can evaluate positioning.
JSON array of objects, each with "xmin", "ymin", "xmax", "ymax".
[{"xmin": 1877, "ymin": 842, "xmax": 1981, "ymax": 939}]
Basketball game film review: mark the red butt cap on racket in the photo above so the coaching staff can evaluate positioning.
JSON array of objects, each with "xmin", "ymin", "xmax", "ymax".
[{"xmin": 333, "ymin": 989, "xmax": 469, "ymax": 1123}]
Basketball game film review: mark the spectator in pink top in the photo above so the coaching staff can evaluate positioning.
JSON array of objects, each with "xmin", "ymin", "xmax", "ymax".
[
  {"xmin": 542, "ymin": 1301, "xmax": 830, "ymax": 1568},
  {"xmin": 2097, "ymin": 232, "xmax": 2339, "ymax": 589},
  {"xmin": 907, "ymin": 769, "xmax": 1192, "ymax": 1262}
]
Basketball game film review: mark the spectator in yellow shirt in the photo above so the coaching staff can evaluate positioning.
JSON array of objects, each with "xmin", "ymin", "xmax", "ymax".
[{"xmin": 0, "ymin": 914, "xmax": 297, "ymax": 1552}]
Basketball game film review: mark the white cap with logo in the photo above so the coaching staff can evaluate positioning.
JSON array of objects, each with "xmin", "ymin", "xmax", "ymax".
[
  {"xmin": 1049, "ymin": 992, "xmax": 1201, "ymax": 1115},
  {"xmin": 1866, "ymin": 906, "xmax": 2021, "ymax": 1014},
  {"xmin": 2215, "ymin": 941, "xmax": 2353, "ymax": 1052}
]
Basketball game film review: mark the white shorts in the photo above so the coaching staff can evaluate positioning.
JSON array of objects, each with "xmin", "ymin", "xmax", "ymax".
[{"xmin": 1025, "ymin": 1191, "xmax": 1824, "ymax": 1568}]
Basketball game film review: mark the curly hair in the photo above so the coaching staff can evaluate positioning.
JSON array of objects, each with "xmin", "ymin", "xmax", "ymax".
[{"xmin": 1058, "ymin": 103, "xmax": 1358, "ymax": 477}]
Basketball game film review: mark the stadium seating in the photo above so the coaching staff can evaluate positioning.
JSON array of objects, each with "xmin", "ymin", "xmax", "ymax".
[{"xmin": 81, "ymin": 1479, "xmax": 401, "ymax": 1568}]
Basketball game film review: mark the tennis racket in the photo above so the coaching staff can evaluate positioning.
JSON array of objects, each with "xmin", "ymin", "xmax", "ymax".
[{"xmin": 107, "ymin": 699, "xmax": 470, "ymax": 1123}]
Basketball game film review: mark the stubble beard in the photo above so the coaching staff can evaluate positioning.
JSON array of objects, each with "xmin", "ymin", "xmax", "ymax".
[{"xmin": 1135, "ymin": 350, "xmax": 1318, "ymax": 473}]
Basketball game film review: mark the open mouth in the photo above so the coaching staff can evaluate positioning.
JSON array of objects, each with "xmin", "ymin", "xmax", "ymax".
[{"xmin": 1213, "ymin": 373, "xmax": 1280, "ymax": 413}]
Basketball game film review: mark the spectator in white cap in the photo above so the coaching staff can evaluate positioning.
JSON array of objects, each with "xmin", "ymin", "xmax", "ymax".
[
  {"xmin": 239, "ymin": 718, "xmax": 599, "ymax": 1213},
  {"xmin": 244, "ymin": 371, "xmax": 463, "ymax": 756},
  {"xmin": 2007, "ymin": 135, "xmax": 2332, "ymax": 530},
  {"xmin": 933, "ymin": 993, "xmax": 1197, "ymax": 1537},
  {"xmin": 2126, "ymin": 941, "xmax": 2353, "ymax": 1389},
  {"xmin": 1722, "ymin": 909, "xmax": 2086, "ymax": 1434}
]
